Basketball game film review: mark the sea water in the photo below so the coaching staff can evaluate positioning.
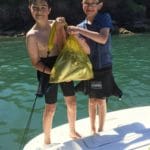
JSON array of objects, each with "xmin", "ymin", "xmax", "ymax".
[{"xmin": 0, "ymin": 34, "xmax": 150, "ymax": 150}]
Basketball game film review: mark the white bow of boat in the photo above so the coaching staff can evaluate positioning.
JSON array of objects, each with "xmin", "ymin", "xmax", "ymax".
[{"xmin": 23, "ymin": 106, "xmax": 150, "ymax": 150}]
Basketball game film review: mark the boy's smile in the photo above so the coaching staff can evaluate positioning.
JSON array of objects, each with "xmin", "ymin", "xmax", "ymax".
[
  {"xmin": 82, "ymin": 0, "xmax": 103, "ymax": 20},
  {"xmin": 29, "ymin": 0, "xmax": 51, "ymax": 21}
]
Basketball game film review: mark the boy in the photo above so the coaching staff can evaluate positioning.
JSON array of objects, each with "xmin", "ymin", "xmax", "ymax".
[
  {"xmin": 68, "ymin": 0, "xmax": 122, "ymax": 134},
  {"xmin": 26, "ymin": 0, "xmax": 81, "ymax": 147}
]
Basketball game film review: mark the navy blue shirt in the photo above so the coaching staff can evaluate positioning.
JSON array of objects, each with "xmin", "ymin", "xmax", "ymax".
[{"xmin": 78, "ymin": 13, "xmax": 113, "ymax": 70}]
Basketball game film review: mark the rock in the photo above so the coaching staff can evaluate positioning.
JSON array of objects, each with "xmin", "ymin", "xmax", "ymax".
[{"xmin": 119, "ymin": 28, "xmax": 134, "ymax": 35}]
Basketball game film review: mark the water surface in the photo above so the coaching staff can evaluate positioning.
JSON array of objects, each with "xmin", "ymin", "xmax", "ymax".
[{"xmin": 0, "ymin": 34, "xmax": 150, "ymax": 150}]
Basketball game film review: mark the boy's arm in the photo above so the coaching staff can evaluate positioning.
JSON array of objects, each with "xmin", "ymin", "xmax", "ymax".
[
  {"xmin": 78, "ymin": 27, "xmax": 110, "ymax": 44},
  {"xmin": 26, "ymin": 33, "xmax": 51, "ymax": 74},
  {"xmin": 67, "ymin": 26, "xmax": 110, "ymax": 45},
  {"xmin": 74, "ymin": 35, "xmax": 90, "ymax": 54},
  {"xmin": 55, "ymin": 17, "xmax": 67, "ymax": 51},
  {"xmin": 55, "ymin": 24, "xmax": 67, "ymax": 51},
  {"xmin": 67, "ymin": 26, "xmax": 90, "ymax": 54}
]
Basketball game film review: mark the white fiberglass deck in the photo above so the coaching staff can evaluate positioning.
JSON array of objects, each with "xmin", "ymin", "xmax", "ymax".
[{"xmin": 23, "ymin": 106, "xmax": 150, "ymax": 150}]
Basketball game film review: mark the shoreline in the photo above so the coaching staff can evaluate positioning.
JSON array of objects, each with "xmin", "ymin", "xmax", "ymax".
[
  {"xmin": 0, "ymin": 28, "xmax": 150, "ymax": 38},
  {"xmin": 0, "ymin": 30, "xmax": 25, "ymax": 38}
]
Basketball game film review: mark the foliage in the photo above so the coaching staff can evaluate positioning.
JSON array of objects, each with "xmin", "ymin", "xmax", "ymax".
[
  {"xmin": 0, "ymin": 0, "xmax": 22, "ymax": 5},
  {"xmin": 114, "ymin": 0, "xmax": 146, "ymax": 27},
  {"xmin": 0, "ymin": 0, "xmax": 149, "ymax": 33},
  {"xmin": 127, "ymin": 0, "xmax": 145, "ymax": 13}
]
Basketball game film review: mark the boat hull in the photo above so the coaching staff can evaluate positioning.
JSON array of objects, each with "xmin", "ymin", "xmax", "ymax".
[{"xmin": 23, "ymin": 106, "xmax": 150, "ymax": 150}]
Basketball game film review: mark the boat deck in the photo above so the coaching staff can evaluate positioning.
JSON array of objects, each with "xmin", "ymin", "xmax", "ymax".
[{"xmin": 23, "ymin": 106, "xmax": 150, "ymax": 150}]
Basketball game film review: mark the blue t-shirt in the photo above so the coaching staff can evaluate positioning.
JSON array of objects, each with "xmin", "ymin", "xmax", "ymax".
[{"xmin": 78, "ymin": 13, "xmax": 113, "ymax": 70}]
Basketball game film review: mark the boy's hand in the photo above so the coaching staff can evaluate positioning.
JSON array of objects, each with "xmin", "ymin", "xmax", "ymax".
[
  {"xmin": 67, "ymin": 26, "xmax": 79, "ymax": 35},
  {"xmin": 56, "ymin": 17, "xmax": 67, "ymax": 27}
]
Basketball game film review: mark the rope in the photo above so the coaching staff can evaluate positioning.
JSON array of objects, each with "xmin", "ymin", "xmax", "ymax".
[{"xmin": 19, "ymin": 95, "xmax": 38, "ymax": 150}]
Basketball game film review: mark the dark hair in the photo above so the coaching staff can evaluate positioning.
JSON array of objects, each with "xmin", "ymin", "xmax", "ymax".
[
  {"xmin": 82, "ymin": 0, "xmax": 103, "ymax": 3},
  {"xmin": 28, "ymin": 0, "xmax": 52, "ymax": 7}
]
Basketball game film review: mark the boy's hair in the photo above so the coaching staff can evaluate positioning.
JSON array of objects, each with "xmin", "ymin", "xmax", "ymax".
[
  {"xmin": 28, "ymin": 0, "xmax": 52, "ymax": 7},
  {"xmin": 82, "ymin": 0, "xmax": 103, "ymax": 3}
]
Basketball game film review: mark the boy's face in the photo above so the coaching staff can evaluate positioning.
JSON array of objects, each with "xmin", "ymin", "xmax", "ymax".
[
  {"xmin": 82, "ymin": 0, "xmax": 103, "ymax": 17},
  {"xmin": 29, "ymin": 0, "xmax": 51, "ymax": 21}
]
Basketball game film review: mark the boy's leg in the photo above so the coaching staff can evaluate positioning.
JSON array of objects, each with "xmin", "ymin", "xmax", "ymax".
[
  {"xmin": 60, "ymin": 81, "xmax": 81, "ymax": 139},
  {"xmin": 97, "ymin": 99, "xmax": 107, "ymax": 132},
  {"xmin": 88, "ymin": 98, "xmax": 97, "ymax": 134},
  {"xmin": 43, "ymin": 103, "xmax": 56, "ymax": 144},
  {"xmin": 64, "ymin": 96, "xmax": 81, "ymax": 139},
  {"xmin": 88, "ymin": 70, "xmax": 109, "ymax": 133},
  {"xmin": 43, "ymin": 83, "xmax": 58, "ymax": 144}
]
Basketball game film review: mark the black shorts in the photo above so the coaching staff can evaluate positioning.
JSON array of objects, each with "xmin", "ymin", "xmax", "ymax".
[
  {"xmin": 89, "ymin": 68, "xmax": 114, "ymax": 99},
  {"xmin": 75, "ymin": 68, "xmax": 122, "ymax": 99},
  {"xmin": 45, "ymin": 81, "xmax": 75, "ymax": 104},
  {"xmin": 36, "ymin": 56, "xmax": 75, "ymax": 104}
]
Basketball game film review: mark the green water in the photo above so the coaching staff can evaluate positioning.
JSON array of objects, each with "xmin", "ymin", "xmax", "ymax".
[{"xmin": 0, "ymin": 34, "xmax": 150, "ymax": 150}]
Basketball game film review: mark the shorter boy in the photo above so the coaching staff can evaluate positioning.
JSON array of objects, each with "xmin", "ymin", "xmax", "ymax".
[{"xmin": 68, "ymin": 0, "xmax": 122, "ymax": 134}]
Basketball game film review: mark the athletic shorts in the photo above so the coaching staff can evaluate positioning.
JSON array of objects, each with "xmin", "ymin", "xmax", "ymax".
[
  {"xmin": 89, "ymin": 68, "xmax": 114, "ymax": 99},
  {"xmin": 36, "ymin": 56, "xmax": 75, "ymax": 104},
  {"xmin": 45, "ymin": 81, "xmax": 75, "ymax": 104},
  {"xmin": 75, "ymin": 67, "xmax": 122, "ymax": 99}
]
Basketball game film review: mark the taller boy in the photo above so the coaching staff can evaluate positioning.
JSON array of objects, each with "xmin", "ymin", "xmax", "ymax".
[{"xmin": 26, "ymin": 0, "xmax": 81, "ymax": 146}]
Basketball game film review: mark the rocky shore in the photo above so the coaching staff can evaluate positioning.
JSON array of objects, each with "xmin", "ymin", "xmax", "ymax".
[{"xmin": 0, "ymin": 0, "xmax": 150, "ymax": 37}]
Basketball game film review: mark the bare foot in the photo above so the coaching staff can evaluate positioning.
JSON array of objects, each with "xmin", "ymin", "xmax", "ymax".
[
  {"xmin": 91, "ymin": 127, "xmax": 96, "ymax": 135},
  {"xmin": 91, "ymin": 130, "xmax": 96, "ymax": 135},
  {"xmin": 98, "ymin": 128, "xmax": 103, "ymax": 133},
  {"xmin": 43, "ymin": 143, "xmax": 62, "ymax": 150},
  {"xmin": 70, "ymin": 131, "xmax": 81, "ymax": 140},
  {"xmin": 43, "ymin": 143, "xmax": 51, "ymax": 149},
  {"xmin": 44, "ymin": 136, "xmax": 51, "ymax": 145}
]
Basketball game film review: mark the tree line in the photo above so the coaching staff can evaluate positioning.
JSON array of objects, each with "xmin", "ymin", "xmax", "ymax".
[{"xmin": 0, "ymin": 0, "xmax": 150, "ymax": 36}]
